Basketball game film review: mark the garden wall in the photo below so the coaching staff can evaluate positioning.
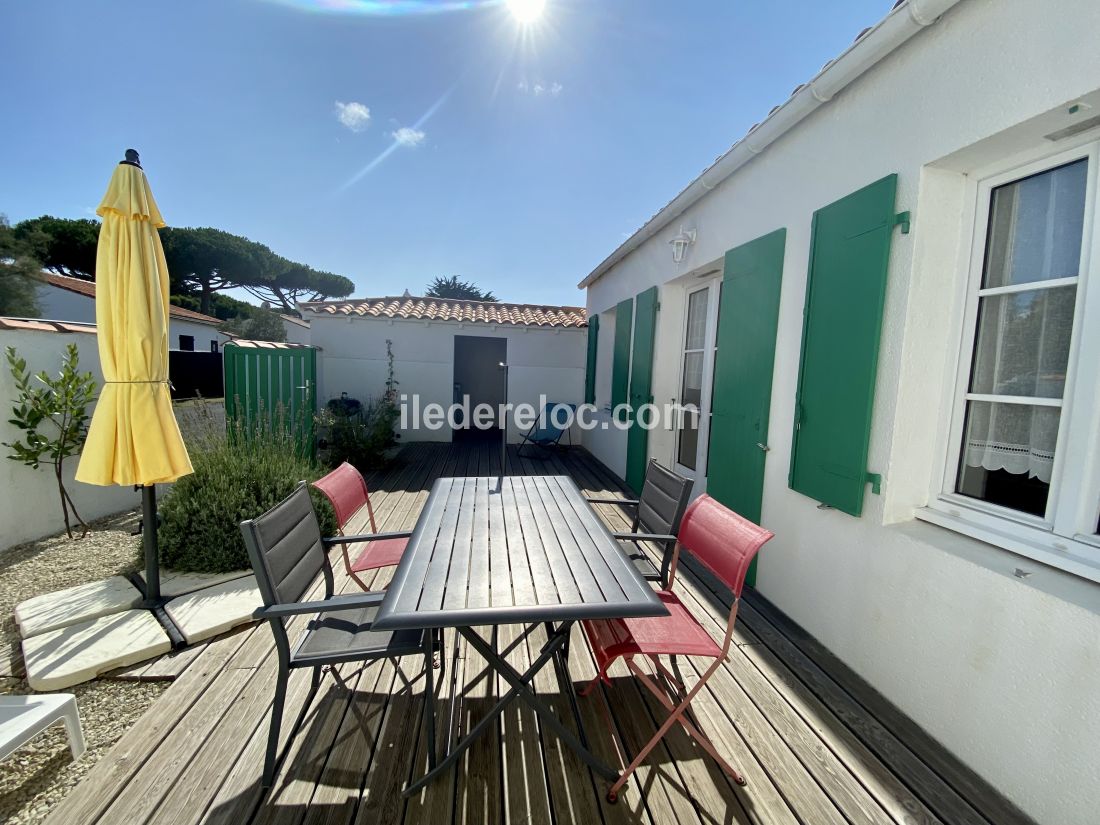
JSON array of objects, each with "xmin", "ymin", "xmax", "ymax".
[{"xmin": 0, "ymin": 322, "xmax": 138, "ymax": 550}]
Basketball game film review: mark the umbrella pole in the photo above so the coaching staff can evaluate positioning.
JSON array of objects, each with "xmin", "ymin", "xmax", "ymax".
[{"xmin": 141, "ymin": 484, "xmax": 160, "ymax": 606}]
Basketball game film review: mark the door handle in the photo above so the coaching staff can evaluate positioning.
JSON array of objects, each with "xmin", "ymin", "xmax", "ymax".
[{"xmin": 756, "ymin": 442, "xmax": 770, "ymax": 452}]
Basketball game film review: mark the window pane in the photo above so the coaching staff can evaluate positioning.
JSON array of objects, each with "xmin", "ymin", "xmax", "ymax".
[
  {"xmin": 684, "ymin": 289, "xmax": 709, "ymax": 350},
  {"xmin": 969, "ymin": 285, "xmax": 1076, "ymax": 398},
  {"xmin": 983, "ymin": 159, "xmax": 1087, "ymax": 288},
  {"xmin": 680, "ymin": 351, "xmax": 704, "ymax": 407},
  {"xmin": 957, "ymin": 401, "xmax": 1060, "ymax": 516},
  {"xmin": 677, "ymin": 351, "xmax": 704, "ymax": 469},
  {"xmin": 677, "ymin": 410, "xmax": 699, "ymax": 470}
]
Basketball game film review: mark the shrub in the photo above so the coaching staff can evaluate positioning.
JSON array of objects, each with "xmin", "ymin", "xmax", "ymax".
[
  {"xmin": 158, "ymin": 405, "xmax": 336, "ymax": 574},
  {"xmin": 3, "ymin": 344, "xmax": 97, "ymax": 538},
  {"xmin": 316, "ymin": 340, "xmax": 400, "ymax": 472}
]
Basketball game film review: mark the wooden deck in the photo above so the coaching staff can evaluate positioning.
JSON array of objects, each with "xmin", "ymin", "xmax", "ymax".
[{"xmin": 45, "ymin": 443, "xmax": 1034, "ymax": 825}]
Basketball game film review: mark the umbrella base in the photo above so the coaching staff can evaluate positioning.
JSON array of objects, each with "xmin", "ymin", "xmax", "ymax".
[{"xmin": 126, "ymin": 573, "xmax": 187, "ymax": 649}]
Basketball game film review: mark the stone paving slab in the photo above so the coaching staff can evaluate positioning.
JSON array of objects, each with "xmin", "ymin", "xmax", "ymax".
[
  {"xmin": 164, "ymin": 575, "xmax": 261, "ymax": 646},
  {"xmin": 22, "ymin": 610, "xmax": 172, "ymax": 691},
  {"xmin": 14, "ymin": 576, "xmax": 143, "ymax": 639},
  {"xmin": 152, "ymin": 569, "xmax": 251, "ymax": 599}
]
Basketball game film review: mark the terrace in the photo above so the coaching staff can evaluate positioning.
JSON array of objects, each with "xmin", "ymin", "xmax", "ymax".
[{"xmin": 41, "ymin": 442, "xmax": 1030, "ymax": 825}]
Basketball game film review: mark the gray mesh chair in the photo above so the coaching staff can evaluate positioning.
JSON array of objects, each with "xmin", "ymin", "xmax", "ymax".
[
  {"xmin": 240, "ymin": 483, "xmax": 436, "ymax": 790},
  {"xmin": 588, "ymin": 460, "xmax": 693, "ymax": 587}
]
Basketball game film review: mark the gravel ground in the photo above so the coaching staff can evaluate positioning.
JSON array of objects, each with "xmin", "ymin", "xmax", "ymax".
[{"xmin": 0, "ymin": 509, "xmax": 170, "ymax": 825}]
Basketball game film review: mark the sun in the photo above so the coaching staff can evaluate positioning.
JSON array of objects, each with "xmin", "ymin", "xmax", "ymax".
[{"xmin": 505, "ymin": 0, "xmax": 546, "ymax": 24}]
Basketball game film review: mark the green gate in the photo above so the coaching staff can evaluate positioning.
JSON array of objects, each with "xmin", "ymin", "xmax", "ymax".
[{"xmin": 223, "ymin": 341, "xmax": 318, "ymax": 456}]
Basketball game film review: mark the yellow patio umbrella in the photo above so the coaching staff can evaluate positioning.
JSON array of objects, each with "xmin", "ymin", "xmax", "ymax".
[{"xmin": 76, "ymin": 149, "xmax": 193, "ymax": 609}]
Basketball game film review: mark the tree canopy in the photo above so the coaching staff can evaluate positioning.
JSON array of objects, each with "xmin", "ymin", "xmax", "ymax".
[
  {"xmin": 0, "ymin": 215, "xmax": 44, "ymax": 317},
  {"xmin": 159, "ymin": 227, "xmax": 354, "ymax": 315},
  {"xmin": 219, "ymin": 307, "xmax": 287, "ymax": 342},
  {"xmin": 425, "ymin": 275, "xmax": 498, "ymax": 302},
  {"xmin": 7, "ymin": 216, "xmax": 356, "ymax": 317},
  {"xmin": 13, "ymin": 216, "xmax": 99, "ymax": 279}
]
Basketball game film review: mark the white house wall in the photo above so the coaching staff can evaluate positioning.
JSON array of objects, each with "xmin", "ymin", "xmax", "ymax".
[
  {"xmin": 168, "ymin": 317, "xmax": 226, "ymax": 352},
  {"xmin": 35, "ymin": 283, "xmax": 226, "ymax": 351},
  {"xmin": 36, "ymin": 283, "xmax": 96, "ymax": 324},
  {"xmin": 582, "ymin": 1, "xmax": 1100, "ymax": 823},
  {"xmin": 309, "ymin": 315, "xmax": 586, "ymax": 443},
  {"xmin": 0, "ymin": 328, "xmax": 138, "ymax": 550}
]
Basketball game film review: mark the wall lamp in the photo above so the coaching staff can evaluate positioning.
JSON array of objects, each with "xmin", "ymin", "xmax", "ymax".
[{"xmin": 669, "ymin": 225, "xmax": 697, "ymax": 264}]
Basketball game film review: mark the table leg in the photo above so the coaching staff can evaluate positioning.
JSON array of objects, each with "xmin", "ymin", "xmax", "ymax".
[
  {"xmin": 461, "ymin": 624, "xmax": 618, "ymax": 783},
  {"xmin": 403, "ymin": 623, "xmax": 571, "ymax": 797}
]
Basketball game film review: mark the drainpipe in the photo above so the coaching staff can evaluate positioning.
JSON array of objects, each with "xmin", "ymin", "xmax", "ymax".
[{"xmin": 579, "ymin": 0, "xmax": 965, "ymax": 290}]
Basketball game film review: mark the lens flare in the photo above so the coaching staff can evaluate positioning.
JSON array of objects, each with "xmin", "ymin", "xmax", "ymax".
[
  {"xmin": 505, "ymin": 0, "xmax": 545, "ymax": 24},
  {"xmin": 263, "ymin": 0, "xmax": 501, "ymax": 15}
]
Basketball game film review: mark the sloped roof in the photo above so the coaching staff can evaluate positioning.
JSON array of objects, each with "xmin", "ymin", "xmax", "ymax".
[
  {"xmin": 0, "ymin": 317, "xmax": 96, "ymax": 334},
  {"xmin": 41, "ymin": 273, "xmax": 224, "ymax": 326},
  {"xmin": 301, "ymin": 296, "xmax": 587, "ymax": 328}
]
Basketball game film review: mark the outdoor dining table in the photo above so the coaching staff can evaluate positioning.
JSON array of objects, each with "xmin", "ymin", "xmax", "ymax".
[{"xmin": 371, "ymin": 474, "xmax": 668, "ymax": 795}]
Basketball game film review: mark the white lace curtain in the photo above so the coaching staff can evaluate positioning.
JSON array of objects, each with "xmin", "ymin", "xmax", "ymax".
[
  {"xmin": 964, "ymin": 401, "xmax": 1060, "ymax": 483},
  {"xmin": 962, "ymin": 159, "xmax": 1083, "ymax": 485}
]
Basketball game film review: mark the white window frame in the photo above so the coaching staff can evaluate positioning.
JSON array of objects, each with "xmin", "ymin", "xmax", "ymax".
[
  {"xmin": 918, "ymin": 136, "xmax": 1100, "ymax": 582},
  {"xmin": 673, "ymin": 279, "xmax": 720, "ymax": 479}
]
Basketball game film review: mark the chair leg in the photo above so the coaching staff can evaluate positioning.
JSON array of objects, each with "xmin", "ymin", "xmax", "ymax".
[
  {"xmin": 577, "ymin": 668, "xmax": 608, "ymax": 697},
  {"xmin": 611, "ymin": 660, "xmax": 748, "ymax": 796},
  {"xmin": 263, "ymin": 667, "xmax": 290, "ymax": 789},
  {"xmin": 61, "ymin": 698, "xmax": 85, "ymax": 760},
  {"xmin": 423, "ymin": 642, "xmax": 437, "ymax": 769}
]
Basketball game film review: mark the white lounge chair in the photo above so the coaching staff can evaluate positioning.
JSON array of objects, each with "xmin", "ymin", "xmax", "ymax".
[{"xmin": 0, "ymin": 694, "xmax": 85, "ymax": 762}]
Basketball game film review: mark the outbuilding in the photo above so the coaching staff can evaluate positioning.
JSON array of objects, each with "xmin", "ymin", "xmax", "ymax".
[{"xmin": 300, "ymin": 295, "xmax": 587, "ymax": 443}]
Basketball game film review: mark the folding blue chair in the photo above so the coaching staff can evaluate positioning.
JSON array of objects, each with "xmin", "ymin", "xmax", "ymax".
[{"xmin": 518, "ymin": 402, "xmax": 576, "ymax": 458}]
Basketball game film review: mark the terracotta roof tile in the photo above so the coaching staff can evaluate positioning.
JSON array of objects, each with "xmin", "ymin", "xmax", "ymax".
[
  {"xmin": 0, "ymin": 317, "xmax": 97, "ymax": 334},
  {"xmin": 300, "ymin": 296, "xmax": 587, "ymax": 328},
  {"xmin": 41, "ymin": 273, "xmax": 223, "ymax": 326}
]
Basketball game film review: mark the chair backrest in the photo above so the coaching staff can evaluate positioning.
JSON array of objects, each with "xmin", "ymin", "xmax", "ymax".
[
  {"xmin": 240, "ymin": 483, "xmax": 329, "ymax": 607},
  {"xmin": 312, "ymin": 461, "xmax": 376, "ymax": 533},
  {"xmin": 636, "ymin": 460, "xmax": 693, "ymax": 537},
  {"xmin": 677, "ymin": 495, "xmax": 773, "ymax": 598},
  {"xmin": 528, "ymin": 402, "xmax": 577, "ymax": 442}
]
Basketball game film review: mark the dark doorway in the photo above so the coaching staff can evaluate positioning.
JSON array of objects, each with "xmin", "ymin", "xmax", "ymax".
[{"xmin": 453, "ymin": 335, "xmax": 507, "ymax": 443}]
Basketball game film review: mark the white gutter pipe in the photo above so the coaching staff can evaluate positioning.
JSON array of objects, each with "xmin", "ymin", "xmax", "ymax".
[{"xmin": 578, "ymin": 0, "xmax": 965, "ymax": 289}]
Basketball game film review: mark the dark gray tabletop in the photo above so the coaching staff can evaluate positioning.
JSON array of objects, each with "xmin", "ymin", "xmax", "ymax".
[{"xmin": 372, "ymin": 475, "xmax": 667, "ymax": 631}]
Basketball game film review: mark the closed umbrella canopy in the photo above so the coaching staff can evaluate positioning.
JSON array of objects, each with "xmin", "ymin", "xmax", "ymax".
[{"xmin": 76, "ymin": 157, "xmax": 193, "ymax": 487}]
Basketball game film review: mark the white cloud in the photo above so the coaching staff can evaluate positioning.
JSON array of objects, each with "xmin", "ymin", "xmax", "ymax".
[
  {"xmin": 518, "ymin": 79, "xmax": 562, "ymax": 97},
  {"xmin": 334, "ymin": 101, "xmax": 371, "ymax": 132},
  {"xmin": 392, "ymin": 126, "xmax": 426, "ymax": 147}
]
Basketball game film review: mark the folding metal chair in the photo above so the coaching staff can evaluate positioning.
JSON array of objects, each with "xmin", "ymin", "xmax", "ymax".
[
  {"xmin": 241, "ymin": 484, "xmax": 436, "ymax": 789},
  {"xmin": 312, "ymin": 462, "xmax": 410, "ymax": 591},
  {"xmin": 517, "ymin": 402, "xmax": 576, "ymax": 458},
  {"xmin": 578, "ymin": 494, "xmax": 774, "ymax": 802},
  {"xmin": 587, "ymin": 459, "xmax": 693, "ymax": 587}
]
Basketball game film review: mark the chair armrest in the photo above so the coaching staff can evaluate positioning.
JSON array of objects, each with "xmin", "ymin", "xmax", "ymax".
[
  {"xmin": 587, "ymin": 497, "xmax": 639, "ymax": 508},
  {"xmin": 613, "ymin": 532, "xmax": 677, "ymax": 544},
  {"xmin": 254, "ymin": 591, "xmax": 386, "ymax": 619},
  {"xmin": 323, "ymin": 531, "xmax": 413, "ymax": 546}
]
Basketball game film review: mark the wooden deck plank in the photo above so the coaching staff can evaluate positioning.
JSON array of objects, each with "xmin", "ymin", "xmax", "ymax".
[
  {"xmin": 42, "ymin": 623, "xmax": 258, "ymax": 825},
  {"xmin": 47, "ymin": 443, "xmax": 1031, "ymax": 825}
]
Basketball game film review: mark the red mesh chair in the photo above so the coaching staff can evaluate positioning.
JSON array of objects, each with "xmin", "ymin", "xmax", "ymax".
[
  {"xmin": 579, "ymin": 494, "xmax": 774, "ymax": 801},
  {"xmin": 312, "ymin": 462, "xmax": 409, "ymax": 591}
]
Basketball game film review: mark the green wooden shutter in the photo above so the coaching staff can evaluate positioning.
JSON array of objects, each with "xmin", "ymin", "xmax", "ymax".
[
  {"xmin": 610, "ymin": 298, "xmax": 633, "ymax": 412},
  {"xmin": 626, "ymin": 286, "xmax": 659, "ymax": 492},
  {"xmin": 789, "ymin": 174, "xmax": 902, "ymax": 516},
  {"xmin": 584, "ymin": 314, "xmax": 599, "ymax": 404}
]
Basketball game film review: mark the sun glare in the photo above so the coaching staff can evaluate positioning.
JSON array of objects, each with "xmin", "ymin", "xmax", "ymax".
[{"xmin": 505, "ymin": 0, "xmax": 546, "ymax": 24}]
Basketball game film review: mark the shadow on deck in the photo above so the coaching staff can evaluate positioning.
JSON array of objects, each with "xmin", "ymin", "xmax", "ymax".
[{"xmin": 44, "ymin": 442, "xmax": 1034, "ymax": 825}]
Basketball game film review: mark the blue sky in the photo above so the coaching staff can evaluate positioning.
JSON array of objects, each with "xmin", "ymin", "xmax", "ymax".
[{"xmin": 1, "ymin": 0, "xmax": 890, "ymax": 307}]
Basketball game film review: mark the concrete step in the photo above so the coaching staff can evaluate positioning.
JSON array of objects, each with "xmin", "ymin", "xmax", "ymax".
[
  {"xmin": 22, "ymin": 611, "xmax": 172, "ymax": 691},
  {"xmin": 14, "ymin": 577, "xmax": 143, "ymax": 639}
]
